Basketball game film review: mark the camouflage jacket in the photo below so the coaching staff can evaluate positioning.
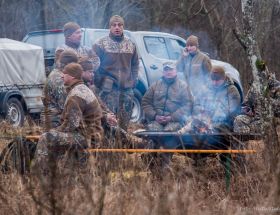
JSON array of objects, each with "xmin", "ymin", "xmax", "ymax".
[
  {"xmin": 41, "ymin": 68, "xmax": 67, "ymax": 128},
  {"xmin": 56, "ymin": 44, "xmax": 100, "ymax": 71},
  {"xmin": 57, "ymin": 81, "xmax": 103, "ymax": 143},
  {"xmin": 193, "ymin": 76, "xmax": 241, "ymax": 127},
  {"xmin": 92, "ymin": 34, "xmax": 139, "ymax": 89},
  {"xmin": 176, "ymin": 50, "xmax": 212, "ymax": 98},
  {"xmin": 142, "ymin": 77, "xmax": 193, "ymax": 124}
]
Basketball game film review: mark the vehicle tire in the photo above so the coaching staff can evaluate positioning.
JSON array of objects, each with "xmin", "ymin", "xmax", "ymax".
[
  {"xmin": 6, "ymin": 98, "xmax": 25, "ymax": 127},
  {"xmin": 130, "ymin": 89, "xmax": 143, "ymax": 123}
]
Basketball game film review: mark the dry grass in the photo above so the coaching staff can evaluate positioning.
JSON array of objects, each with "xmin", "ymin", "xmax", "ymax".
[{"xmin": 0, "ymin": 121, "xmax": 279, "ymax": 215}]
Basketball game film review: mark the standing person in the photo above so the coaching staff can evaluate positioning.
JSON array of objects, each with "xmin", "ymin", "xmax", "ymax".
[
  {"xmin": 142, "ymin": 62, "xmax": 193, "ymax": 132},
  {"xmin": 55, "ymin": 22, "xmax": 100, "ymax": 73},
  {"xmin": 34, "ymin": 63, "xmax": 103, "ymax": 173},
  {"xmin": 41, "ymin": 50, "xmax": 78, "ymax": 130},
  {"xmin": 92, "ymin": 15, "xmax": 139, "ymax": 131},
  {"xmin": 176, "ymin": 35, "xmax": 212, "ymax": 99}
]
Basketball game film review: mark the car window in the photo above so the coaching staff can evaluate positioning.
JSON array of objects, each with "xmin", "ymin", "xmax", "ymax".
[
  {"xmin": 169, "ymin": 38, "xmax": 185, "ymax": 60},
  {"xmin": 144, "ymin": 36, "xmax": 169, "ymax": 59},
  {"xmin": 24, "ymin": 33, "xmax": 64, "ymax": 50}
]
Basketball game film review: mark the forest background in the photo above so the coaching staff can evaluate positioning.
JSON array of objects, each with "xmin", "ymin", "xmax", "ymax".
[{"xmin": 1, "ymin": 0, "xmax": 280, "ymax": 92}]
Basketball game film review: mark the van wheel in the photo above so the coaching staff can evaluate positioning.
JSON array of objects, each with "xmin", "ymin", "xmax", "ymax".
[
  {"xmin": 131, "ymin": 89, "xmax": 143, "ymax": 123},
  {"xmin": 6, "ymin": 98, "xmax": 25, "ymax": 127}
]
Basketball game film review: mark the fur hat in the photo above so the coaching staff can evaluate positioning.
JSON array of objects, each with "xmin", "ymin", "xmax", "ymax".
[
  {"xmin": 186, "ymin": 35, "xmax": 199, "ymax": 47},
  {"xmin": 79, "ymin": 57, "xmax": 94, "ymax": 71},
  {"xmin": 63, "ymin": 63, "xmax": 83, "ymax": 80},
  {"xmin": 63, "ymin": 22, "xmax": 81, "ymax": 38},
  {"xmin": 59, "ymin": 50, "xmax": 78, "ymax": 69},
  {"xmin": 109, "ymin": 15, "xmax": 124, "ymax": 26},
  {"xmin": 211, "ymin": 65, "xmax": 226, "ymax": 80}
]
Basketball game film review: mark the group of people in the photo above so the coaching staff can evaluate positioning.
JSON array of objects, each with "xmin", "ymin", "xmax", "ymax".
[{"xmin": 32, "ymin": 14, "xmax": 280, "ymax": 170}]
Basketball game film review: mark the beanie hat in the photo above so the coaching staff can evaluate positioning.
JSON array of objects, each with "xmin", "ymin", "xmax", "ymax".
[
  {"xmin": 109, "ymin": 15, "xmax": 124, "ymax": 26},
  {"xmin": 186, "ymin": 35, "xmax": 199, "ymax": 47},
  {"xmin": 63, "ymin": 63, "xmax": 83, "ymax": 80},
  {"xmin": 211, "ymin": 65, "xmax": 226, "ymax": 80},
  {"xmin": 79, "ymin": 57, "xmax": 94, "ymax": 71},
  {"xmin": 63, "ymin": 22, "xmax": 81, "ymax": 38},
  {"xmin": 59, "ymin": 50, "xmax": 78, "ymax": 68}
]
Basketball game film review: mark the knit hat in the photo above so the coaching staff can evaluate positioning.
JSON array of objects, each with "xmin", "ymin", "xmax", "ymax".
[
  {"xmin": 63, "ymin": 22, "xmax": 81, "ymax": 38},
  {"xmin": 109, "ymin": 15, "xmax": 124, "ymax": 26},
  {"xmin": 211, "ymin": 65, "xmax": 226, "ymax": 80},
  {"xmin": 63, "ymin": 63, "xmax": 83, "ymax": 80},
  {"xmin": 79, "ymin": 57, "xmax": 94, "ymax": 71},
  {"xmin": 59, "ymin": 50, "xmax": 78, "ymax": 68},
  {"xmin": 186, "ymin": 35, "xmax": 199, "ymax": 47}
]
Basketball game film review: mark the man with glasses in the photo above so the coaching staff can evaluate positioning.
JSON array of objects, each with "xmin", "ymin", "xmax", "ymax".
[{"xmin": 92, "ymin": 15, "xmax": 139, "ymax": 131}]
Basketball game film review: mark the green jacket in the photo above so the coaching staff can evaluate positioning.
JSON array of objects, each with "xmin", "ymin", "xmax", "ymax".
[{"xmin": 142, "ymin": 77, "xmax": 193, "ymax": 124}]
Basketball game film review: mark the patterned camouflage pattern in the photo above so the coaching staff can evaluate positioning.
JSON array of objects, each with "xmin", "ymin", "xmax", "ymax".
[
  {"xmin": 40, "ymin": 68, "xmax": 67, "ymax": 130},
  {"xmin": 234, "ymin": 78, "xmax": 280, "ymax": 133},
  {"xmin": 100, "ymin": 88, "xmax": 133, "ymax": 131},
  {"xmin": 56, "ymin": 44, "xmax": 100, "ymax": 72},
  {"xmin": 93, "ymin": 34, "xmax": 139, "ymax": 89},
  {"xmin": 33, "ymin": 130, "xmax": 89, "ymax": 174}
]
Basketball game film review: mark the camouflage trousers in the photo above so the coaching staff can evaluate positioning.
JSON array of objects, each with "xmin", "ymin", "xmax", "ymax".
[
  {"xmin": 100, "ymin": 88, "xmax": 134, "ymax": 131},
  {"xmin": 233, "ymin": 115, "xmax": 264, "ymax": 134},
  {"xmin": 146, "ymin": 121, "xmax": 182, "ymax": 131},
  {"xmin": 32, "ymin": 130, "xmax": 89, "ymax": 174}
]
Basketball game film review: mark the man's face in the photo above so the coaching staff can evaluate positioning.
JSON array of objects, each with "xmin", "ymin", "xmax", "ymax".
[
  {"xmin": 110, "ymin": 22, "xmax": 124, "ymax": 36},
  {"xmin": 163, "ymin": 68, "xmax": 177, "ymax": 79},
  {"xmin": 67, "ymin": 28, "xmax": 82, "ymax": 43},
  {"xmin": 62, "ymin": 72, "xmax": 74, "ymax": 86},
  {"xmin": 186, "ymin": 44, "xmax": 197, "ymax": 54}
]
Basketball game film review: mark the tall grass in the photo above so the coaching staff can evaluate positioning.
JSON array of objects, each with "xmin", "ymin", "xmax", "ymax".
[{"xmin": 0, "ymin": 121, "xmax": 279, "ymax": 215}]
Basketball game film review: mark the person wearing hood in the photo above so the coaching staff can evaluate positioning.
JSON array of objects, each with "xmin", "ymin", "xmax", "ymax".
[
  {"xmin": 142, "ymin": 62, "xmax": 193, "ymax": 131},
  {"xmin": 191, "ymin": 65, "xmax": 241, "ymax": 131},
  {"xmin": 55, "ymin": 22, "xmax": 100, "ymax": 74},
  {"xmin": 176, "ymin": 35, "xmax": 212, "ymax": 99},
  {"xmin": 92, "ymin": 15, "xmax": 139, "ymax": 131}
]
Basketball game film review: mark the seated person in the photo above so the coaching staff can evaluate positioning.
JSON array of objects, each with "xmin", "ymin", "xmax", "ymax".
[
  {"xmin": 142, "ymin": 62, "xmax": 193, "ymax": 131},
  {"xmin": 179, "ymin": 65, "xmax": 241, "ymax": 134}
]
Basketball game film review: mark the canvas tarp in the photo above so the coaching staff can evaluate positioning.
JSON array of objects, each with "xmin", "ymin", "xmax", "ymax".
[{"xmin": 0, "ymin": 38, "xmax": 46, "ymax": 86}]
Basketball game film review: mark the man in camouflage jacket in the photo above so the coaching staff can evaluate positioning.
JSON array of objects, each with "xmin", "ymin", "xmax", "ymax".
[
  {"xmin": 34, "ymin": 63, "xmax": 103, "ymax": 173},
  {"xmin": 55, "ymin": 22, "xmax": 100, "ymax": 73},
  {"xmin": 40, "ymin": 50, "xmax": 78, "ymax": 130},
  {"xmin": 234, "ymin": 77, "xmax": 280, "ymax": 133},
  {"xmin": 142, "ymin": 62, "xmax": 193, "ymax": 131},
  {"xmin": 191, "ymin": 65, "xmax": 241, "ymax": 132},
  {"xmin": 92, "ymin": 15, "xmax": 139, "ymax": 131}
]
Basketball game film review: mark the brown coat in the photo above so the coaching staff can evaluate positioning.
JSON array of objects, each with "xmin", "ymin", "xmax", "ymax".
[
  {"xmin": 93, "ymin": 34, "xmax": 139, "ymax": 89},
  {"xmin": 57, "ymin": 81, "xmax": 103, "ymax": 143},
  {"xmin": 142, "ymin": 77, "xmax": 193, "ymax": 124},
  {"xmin": 176, "ymin": 50, "xmax": 212, "ymax": 97}
]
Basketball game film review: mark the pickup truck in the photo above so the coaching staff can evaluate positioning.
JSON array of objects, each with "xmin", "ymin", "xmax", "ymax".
[
  {"xmin": 0, "ymin": 38, "xmax": 46, "ymax": 126},
  {"xmin": 23, "ymin": 29, "xmax": 243, "ymax": 122}
]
